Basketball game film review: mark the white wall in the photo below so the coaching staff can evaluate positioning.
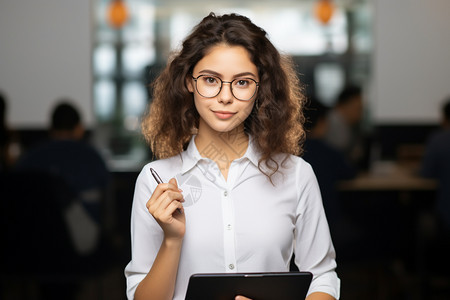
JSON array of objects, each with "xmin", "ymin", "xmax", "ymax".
[
  {"xmin": 371, "ymin": 0, "xmax": 450, "ymax": 124},
  {"xmin": 0, "ymin": 0, "xmax": 93, "ymax": 128}
]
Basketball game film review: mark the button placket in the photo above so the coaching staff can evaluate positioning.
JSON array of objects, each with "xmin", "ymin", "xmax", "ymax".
[{"xmin": 221, "ymin": 188, "xmax": 237, "ymax": 273}]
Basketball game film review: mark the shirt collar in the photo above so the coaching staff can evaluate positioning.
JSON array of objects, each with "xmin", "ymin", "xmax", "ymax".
[
  {"xmin": 242, "ymin": 136, "xmax": 260, "ymax": 167},
  {"xmin": 180, "ymin": 135, "xmax": 261, "ymax": 174},
  {"xmin": 180, "ymin": 136, "xmax": 203, "ymax": 174}
]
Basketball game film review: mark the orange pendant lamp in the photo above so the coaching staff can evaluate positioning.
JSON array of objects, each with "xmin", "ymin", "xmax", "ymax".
[
  {"xmin": 107, "ymin": 0, "xmax": 129, "ymax": 29},
  {"xmin": 314, "ymin": 0, "xmax": 335, "ymax": 25}
]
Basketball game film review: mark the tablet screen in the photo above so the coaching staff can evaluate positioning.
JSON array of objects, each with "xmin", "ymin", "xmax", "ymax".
[{"xmin": 185, "ymin": 271, "xmax": 312, "ymax": 300}]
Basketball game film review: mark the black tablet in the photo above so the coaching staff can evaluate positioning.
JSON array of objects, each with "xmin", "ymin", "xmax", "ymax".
[{"xmin": 185, "ymin": 271, "xmax": 313, "ymax": 300}]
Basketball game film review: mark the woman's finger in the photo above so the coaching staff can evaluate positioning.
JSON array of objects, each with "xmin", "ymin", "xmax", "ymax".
[
  {"xmin": 150, "ymin": 190, "xmax": 183, "ymax": 216},
  {"xmin": 147, "ymin": 177, "xmax": 184, "ymax": 220},
  {"xmin": 160, "ymin": 198, "xmax": 185, "ymax": 219}
]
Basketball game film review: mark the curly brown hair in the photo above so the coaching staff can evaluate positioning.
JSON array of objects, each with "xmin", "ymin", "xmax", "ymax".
[{"xmin": 142, "ymin": 12, "xmax": 305, "ymax": 177}]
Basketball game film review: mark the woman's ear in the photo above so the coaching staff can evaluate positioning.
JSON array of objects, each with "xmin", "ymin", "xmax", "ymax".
[{"xmin": 186, "ymin": 76, "xmax": 194, "ymax": 93}]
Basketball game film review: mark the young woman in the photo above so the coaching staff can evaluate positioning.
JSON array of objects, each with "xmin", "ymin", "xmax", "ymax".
[{"xmin": 125, "ymin": 13, "xmax": 340, "ymax": 300}]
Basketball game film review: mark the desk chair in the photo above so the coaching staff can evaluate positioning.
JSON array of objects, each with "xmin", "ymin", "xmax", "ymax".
[{"xmin": 0, "ymin": 171, "xmax": 110, "ymax": 300}]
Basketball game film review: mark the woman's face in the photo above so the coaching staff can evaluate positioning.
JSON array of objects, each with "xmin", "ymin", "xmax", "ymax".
[{"xmin": 187, "ymin": 44, "xmax": 258, "ymax": 135}]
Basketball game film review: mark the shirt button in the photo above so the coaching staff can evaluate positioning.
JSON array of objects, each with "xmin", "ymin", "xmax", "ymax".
[
  {"xmin": 228, "ymin": 264, "xmax": 235, "ymax": 270},
  {"xmin": 226, "ymin": 224, "xmax": 232, "ymax": 230},
  {"xmin": 223, "ymin": 191, "xmax": 228, "ymax": 197}
]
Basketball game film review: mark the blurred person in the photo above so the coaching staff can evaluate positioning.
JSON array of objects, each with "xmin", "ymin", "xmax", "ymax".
[
  {"xmin": 324, "ymin": 85, "xmax": 364, "ymax": 167},
  {"xmin": 421, "ymin": 97, "xmax": 450, "ymax": 232},
  {"xmin": 303, "ymin": 98, "xmax": 356, "ymax": 232},
  {"xmin": 15, "ymin": 100, "xmax": 111, "ymax": 256}
]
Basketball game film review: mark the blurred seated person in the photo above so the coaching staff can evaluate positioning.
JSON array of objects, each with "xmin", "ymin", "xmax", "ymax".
[
  {"xmin": 302, "ymin": 98, "xmax": 356, "ymax": 235},
  {"xmin": 421, "ymin": 97, "xmax": 450, "ymax": 233},
  {"xmin": 15, "ymin": 100, "xmax": 111, "ymax": 256},
  {"xmin": 324, "ymin": 85, "xmax": 364, "ymax": 168}
]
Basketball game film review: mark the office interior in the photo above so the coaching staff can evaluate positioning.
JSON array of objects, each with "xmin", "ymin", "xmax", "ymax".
[{"xmin": 1, "ymin": 0, "xmax": 450, "ymax": 299}]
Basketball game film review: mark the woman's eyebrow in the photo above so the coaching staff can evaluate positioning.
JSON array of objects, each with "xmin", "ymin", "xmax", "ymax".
[
  {"xmin": 198, "ymin": 69, "xmax": 222, "ymax": 77},
  {"xmin": 233, "ymin": 71, "xmax": 257, "ymax": 78},
  {"xmin": 198, "ymin": 69, "xmax": 257, "ymax": 78}
]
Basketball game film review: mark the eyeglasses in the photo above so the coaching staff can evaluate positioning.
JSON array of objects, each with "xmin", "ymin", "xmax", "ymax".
[{"xmin": 191, "ymin": 74, "xmax": 259, "ymax": 101}]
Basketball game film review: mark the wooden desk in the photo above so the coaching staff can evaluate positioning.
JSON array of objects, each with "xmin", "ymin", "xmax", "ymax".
[
  {"xmin": 338, "ymin": 161, "xmax": 438, "ymax": 192},
  {"xmin": 336, "ymin": 163, "xmax": 441, "ymax": 299}
]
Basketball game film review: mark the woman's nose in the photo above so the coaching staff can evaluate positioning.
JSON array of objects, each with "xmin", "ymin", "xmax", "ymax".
[{"xmin": 217, "ymin": 82, "xmax": 234, "ymax": 103}]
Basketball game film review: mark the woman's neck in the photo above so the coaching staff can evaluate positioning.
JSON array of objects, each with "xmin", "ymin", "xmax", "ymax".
[{"xmin": 195, "ymin": 124, "xmax": 249, "ymax": 180}]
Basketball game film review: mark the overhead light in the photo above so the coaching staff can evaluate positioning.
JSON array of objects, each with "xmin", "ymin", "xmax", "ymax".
[
  {"xmin": 314, "ymin": 0, "xmax": 335, "ymax": 25},
  {"xmin": 107, "ymin": 0, "xmax": 129, "ymax": 29}
]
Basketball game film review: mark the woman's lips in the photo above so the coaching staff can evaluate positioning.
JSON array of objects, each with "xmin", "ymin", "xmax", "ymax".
[{"xmin": 213, "ymin": 111, "xmax": 236, "ymax": 120}]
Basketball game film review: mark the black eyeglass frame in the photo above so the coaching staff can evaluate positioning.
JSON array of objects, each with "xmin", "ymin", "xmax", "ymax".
[{"xmin": 191, "ymin": 74, "xmax": 259, "ymax": 101}]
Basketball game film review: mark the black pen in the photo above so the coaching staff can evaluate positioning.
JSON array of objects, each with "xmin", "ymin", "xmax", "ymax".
[
  {"xmin": 150, "ymin": 167, "xmax": 163, "ymax": 185},
  {"xmin": 150, "ymin": 168, "xmax": 183, "ymax": 214}
]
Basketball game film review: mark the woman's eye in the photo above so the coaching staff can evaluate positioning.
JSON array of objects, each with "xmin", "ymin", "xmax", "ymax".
[
  {"xmin": 235, "ymin": 79, "xmax": 250, "ymax": 87},
  {"xmin": 203, "ymin": 76, "xmax": 218, "ymax": 85}
]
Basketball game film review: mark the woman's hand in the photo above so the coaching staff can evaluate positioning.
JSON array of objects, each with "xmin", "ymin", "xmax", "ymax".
[
  {"xmin": 235, "ymin": 296, "xmax": 252, "ymax": 300},
  {"xmin": 146, "ymin": 178, "xmax": 186, "ymax": 240}
]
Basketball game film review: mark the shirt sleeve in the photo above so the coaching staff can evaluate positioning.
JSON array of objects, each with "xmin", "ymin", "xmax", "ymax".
[
  {"xmin": 294, "ymin": 161, "xmax": 341, "ymax": 299},
  {"xmin": 124, "ymin": 166, "xmax": 164, "ymax": 300}
]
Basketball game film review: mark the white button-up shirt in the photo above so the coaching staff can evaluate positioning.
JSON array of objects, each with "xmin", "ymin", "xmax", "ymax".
[{"xmin": 125, "ymin": 137, "xmax": 340, "ymax": 299}]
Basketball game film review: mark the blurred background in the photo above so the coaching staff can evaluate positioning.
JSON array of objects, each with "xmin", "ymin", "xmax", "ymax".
[{"xmin": 1, "ymin": 0, "xmax": 450, "ymax": 299}]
